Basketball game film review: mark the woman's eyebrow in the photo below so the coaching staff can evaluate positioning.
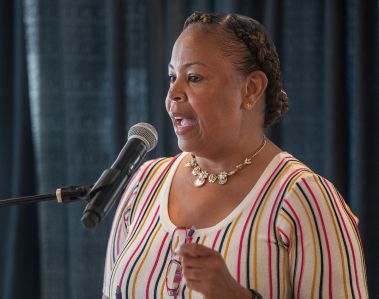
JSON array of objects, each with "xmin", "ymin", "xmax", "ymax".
[{"xmin": 168, "ymin": 62, "xmax": 207, "ymax": 69}]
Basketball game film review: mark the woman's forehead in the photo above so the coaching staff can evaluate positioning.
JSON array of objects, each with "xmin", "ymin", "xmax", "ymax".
[{"xmin": 170, "ymin": 29, "xmax": 224, "ymax": 62}]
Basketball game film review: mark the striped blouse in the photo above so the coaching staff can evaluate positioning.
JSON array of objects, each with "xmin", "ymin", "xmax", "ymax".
[{"xmin": 103, "ymin": 152, "xmax": 368, "ymax": 299}]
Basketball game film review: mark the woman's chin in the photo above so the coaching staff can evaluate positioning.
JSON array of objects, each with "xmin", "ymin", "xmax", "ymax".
[
  {"xmin": 177, "ymin": 137, "xmax": 201, "ymax": 154},
  {"xmin": 174, "ymin": 124, "xmax": 200, "ymax": 152},
  {"xmin": 177, "ymin": 139, "xmax": 192, "ymax": 153}
]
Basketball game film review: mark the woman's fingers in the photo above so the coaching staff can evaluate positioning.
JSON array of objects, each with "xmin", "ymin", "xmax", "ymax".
[
  {"xmin": 181, "ymin": 254, "xmax": 207, "ymax": 268},
  {"xmin": 182, "ymin": 266, "xmax": 203, "ymax": 281},
  {"xmin": 179, "ymin": 243, "xmax": 214, "ymax": 257},
  {"xmin": 178, "ymin": 243, "xmax": 244, "ymax": 298}
]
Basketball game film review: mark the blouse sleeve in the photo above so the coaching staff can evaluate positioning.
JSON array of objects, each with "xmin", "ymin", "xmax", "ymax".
[
  {"xmin": 102, "ymin": 166, "xmax": 143, "ymax": 297},
  {"xmin": 276, "ymin": 173, "xmax": 368, "ymax": 298}
]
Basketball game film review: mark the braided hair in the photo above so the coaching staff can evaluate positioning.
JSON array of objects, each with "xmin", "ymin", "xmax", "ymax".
[{"xmin": 183, "ymin": 11, "xmax": 289, "ymax": 127}]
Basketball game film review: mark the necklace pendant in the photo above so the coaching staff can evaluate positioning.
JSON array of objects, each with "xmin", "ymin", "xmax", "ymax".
[
  {"xmin": 208, "ymin": 173, "xmax": 217, "ymax": 183},
  {"xmin": 192, "ymin": 166, "xmax": 201, "ymax": 176},
  {"xmin": 194, "ymin": 171, "xmax": 208, "ymax": 187},
  {"xmin": 186, "ymin": 156, "xmax": 197, "ymax": 168},
  {"xmin": 217, "ymin": 171, "xmax": 228, "ymax": 185},
  {"xmin": 194, "ymin": 176, "xmax": 206, "ymax": 187}
]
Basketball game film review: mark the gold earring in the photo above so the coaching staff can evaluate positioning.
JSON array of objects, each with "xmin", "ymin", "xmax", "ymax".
[{"xmin": 246, "ymin": 103, "xmax": 252, "ymax": 109}]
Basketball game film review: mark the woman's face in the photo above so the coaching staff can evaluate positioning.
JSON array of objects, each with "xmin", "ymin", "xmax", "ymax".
[{"xmin": 166, "ymin": 27, "xmax": 248, "ymax": 157}]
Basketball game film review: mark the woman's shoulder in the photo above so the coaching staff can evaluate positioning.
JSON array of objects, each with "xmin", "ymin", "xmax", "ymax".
[
  {"xmin": 276, "ymin": 152, "xmax": 359, "ymax": 223},
  {"xmin": 269, "ymin": 151, "xmax": 314, "ymax": 185},
  {"xmin": 272, "ymin": 151, "xmax": 344, "ymax": 200},
  {"xmin": 276, "ymin": 152, "xmax": 335, "ymax": 191}
]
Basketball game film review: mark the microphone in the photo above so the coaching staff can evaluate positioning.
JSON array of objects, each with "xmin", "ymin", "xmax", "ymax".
[{"xmin": 81, "ymin": 123, "xmax": 158, "ymax": 229}]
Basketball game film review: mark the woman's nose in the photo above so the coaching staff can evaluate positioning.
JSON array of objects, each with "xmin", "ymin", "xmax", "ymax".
[{"xmin": 168, "ymin": 81, "xmax": 185, "ymax": 102}]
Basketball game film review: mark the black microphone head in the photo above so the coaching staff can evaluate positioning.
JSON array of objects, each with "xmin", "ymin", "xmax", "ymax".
[
  {"xmin": 128, "ymin": 123, "xmax": 158, "ymax": 152},
  {"xmin": 81, "ymin": 123, "xmax": 158, "ymax": 229}
]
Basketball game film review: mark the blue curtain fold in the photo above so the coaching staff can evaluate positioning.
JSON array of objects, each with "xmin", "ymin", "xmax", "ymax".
[
  {"xmin": 0, "ymin": 0, "xmax": 40, "ymax": 298},
  {"xmin": 0, "ymin": 0, "xmax": 378, "ymax": 298}
]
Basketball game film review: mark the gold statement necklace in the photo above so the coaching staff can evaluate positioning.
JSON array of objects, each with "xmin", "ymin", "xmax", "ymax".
[{"xmin": 185, "ymin": 136, "xmax": 267, "ymax": 187}]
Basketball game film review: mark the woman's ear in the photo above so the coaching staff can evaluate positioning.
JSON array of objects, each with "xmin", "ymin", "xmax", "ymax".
[{"xmin": 241, "ymin": 70, "xmax": 268, "ymax": 110}]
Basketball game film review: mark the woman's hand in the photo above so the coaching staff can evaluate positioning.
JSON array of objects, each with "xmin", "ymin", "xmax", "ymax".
[{"xmin": 178, "ymin": 243, "xmax": 252, "ymax": 299}]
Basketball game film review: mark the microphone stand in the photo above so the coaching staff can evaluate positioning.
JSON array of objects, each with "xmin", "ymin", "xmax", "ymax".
[{"xmin": 0, "ymin": 185, "xmax": 92, "ymax": 207}]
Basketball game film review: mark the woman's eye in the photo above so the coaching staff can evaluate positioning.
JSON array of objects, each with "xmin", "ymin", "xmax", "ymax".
[
  {"xmin": 188, "ymin": 75, "xmax": 201, "ymax": 83},
  {"xmin": 168, "ymin": 75, "xmax": 176, "ymax": 83}
]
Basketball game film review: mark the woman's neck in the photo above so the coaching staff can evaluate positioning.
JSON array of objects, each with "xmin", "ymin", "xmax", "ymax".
[{"xmin": 190, "ymin": 134, "xmax": 267, "ymax": 174}]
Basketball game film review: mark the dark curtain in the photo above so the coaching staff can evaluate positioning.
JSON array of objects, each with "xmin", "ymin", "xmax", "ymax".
[
  {"xmin": 0, "ymin": 0, "xmax": 40, "ymax": 298},
  {"xmin": 0, "ymin": 0, "xmax": 377, "ymax": 298}
]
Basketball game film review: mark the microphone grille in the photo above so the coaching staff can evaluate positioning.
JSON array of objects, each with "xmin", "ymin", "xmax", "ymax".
[{"xmin": 128, "ymin": 123, "xmax": 158, "ymax": 152}]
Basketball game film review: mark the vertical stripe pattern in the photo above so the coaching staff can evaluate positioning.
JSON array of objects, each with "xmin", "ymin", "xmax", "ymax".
[{"xmin": 102, "ymin": 152, "xmax": 368, "ymax": 299}]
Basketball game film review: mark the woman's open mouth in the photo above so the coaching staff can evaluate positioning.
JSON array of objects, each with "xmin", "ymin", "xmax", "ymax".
[{"xmin": 173, "ymin": 117, "xmax": 198, "ymax": 128}]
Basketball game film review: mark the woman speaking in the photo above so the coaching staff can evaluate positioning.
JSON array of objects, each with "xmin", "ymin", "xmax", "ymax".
[{"xmin": 102, "ymin": 12, "xmax": 368, "ymax": 299}]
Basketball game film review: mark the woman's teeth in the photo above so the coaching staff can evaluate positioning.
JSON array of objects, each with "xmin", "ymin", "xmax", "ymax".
[{"xmin": 175, "ymin": 118, "xmax": 197, "ymax": 127}]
